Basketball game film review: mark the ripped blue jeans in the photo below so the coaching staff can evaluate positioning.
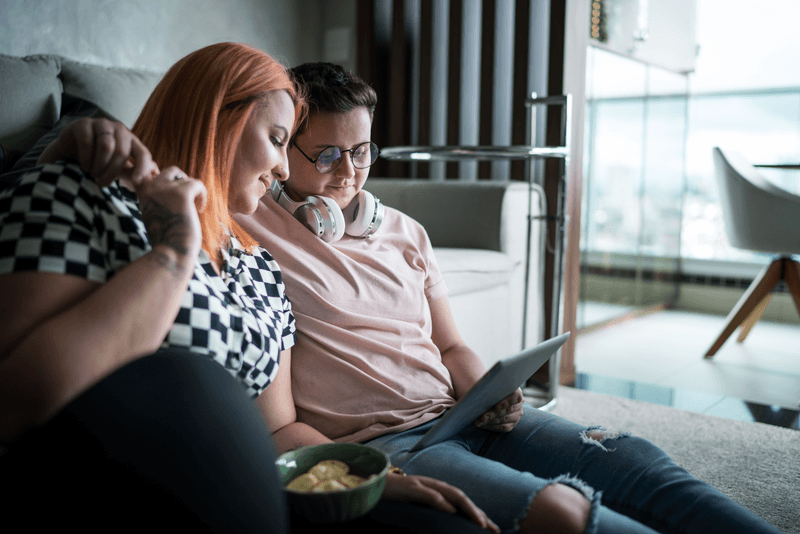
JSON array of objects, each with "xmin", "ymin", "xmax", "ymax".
[{"xmin": 364, "ymin": 404, "xmax": 781, "ymax": 534}]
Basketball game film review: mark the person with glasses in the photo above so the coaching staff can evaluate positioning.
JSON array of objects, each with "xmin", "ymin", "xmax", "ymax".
[{"xmin": 236, "ymin": 62, "xmax": 785, "ymax": 534}]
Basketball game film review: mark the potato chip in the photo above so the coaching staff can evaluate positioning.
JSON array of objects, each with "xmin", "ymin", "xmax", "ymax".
[
  {"xmin": 286, "ymin": 472, "xmax": 318, "ymax": 492},
  {"xmin": 288, "ymin": 459, "xmax": 368, "ymax": 492},
  {"xmin": 312, "ymin": 479, "xmax": 348, "ymax": 492},
  {"xmin": 310, "ymin": 459, "xmax": 348, "ymax": 480}
]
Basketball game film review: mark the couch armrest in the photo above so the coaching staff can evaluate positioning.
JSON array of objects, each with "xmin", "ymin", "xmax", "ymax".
[{"xmin": 366, "ymin": 179, "xmax": 541, "ymax": 267}]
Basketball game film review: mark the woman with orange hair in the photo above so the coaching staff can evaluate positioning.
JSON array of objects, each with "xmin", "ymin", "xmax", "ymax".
[{"xmin": 0, "ymin": 42, "xmax": 495, "ymax": 533}]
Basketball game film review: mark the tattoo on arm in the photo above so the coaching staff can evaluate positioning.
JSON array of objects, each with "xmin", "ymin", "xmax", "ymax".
[
  {"xmin": 140, "ymin": 198, "xmax": 191, "ymax": 256},
  {"xmin": 147, "ymin": 250, "xmax": 190, "ymax": 278}
]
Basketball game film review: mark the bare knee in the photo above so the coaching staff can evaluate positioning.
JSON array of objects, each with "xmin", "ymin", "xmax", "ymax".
[{"xmin": 518, "ymin": 483, "xmax": 591, "ymax": 534}]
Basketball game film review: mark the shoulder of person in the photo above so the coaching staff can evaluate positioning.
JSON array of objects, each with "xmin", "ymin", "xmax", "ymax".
[
  {"xmin": 6, "ymin": 161, "xmax": 108, "ymax": 199},
  {"xmin": 381, "ymin": 205, "xmax": 432, "ymax": 241},
  {"xmin": 0, "ymin": 162, "xmax": 129, "ymax": 225}
]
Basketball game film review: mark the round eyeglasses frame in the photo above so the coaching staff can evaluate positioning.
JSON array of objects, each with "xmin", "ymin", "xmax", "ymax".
[{"xmin": 293, "ymin": 141, "xmax": 379, "ymax": 174}]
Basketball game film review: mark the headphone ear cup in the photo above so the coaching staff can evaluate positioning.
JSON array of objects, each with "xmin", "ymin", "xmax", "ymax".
[
  {"xmin": 269, "ymin": 179, "xmax": 283, "ymax": 203},
  {"xmin": 295, "ymin": 196, "xmax": 346, "ymax": 243},
  {"xmin": 270, "ymin": 180, "xmax": 305, "ymax": 214},
  {"xmin": 343, "ymin": 190, "xmax": 384, "ymax": 238}
]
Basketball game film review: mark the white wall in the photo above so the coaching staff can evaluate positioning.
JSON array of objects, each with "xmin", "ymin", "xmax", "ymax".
[{"xmin": 0, "ymin": 0, "xmax": 324, "ymax": 72}]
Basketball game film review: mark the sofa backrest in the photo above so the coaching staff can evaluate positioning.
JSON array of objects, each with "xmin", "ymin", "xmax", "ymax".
[
  {"xmin": 0, "ymin": 53, "xmax": 163, "ymax": 152},
  {"xmin": 0, "ymin": 54, "xmax": 62, "ymax": 151}
]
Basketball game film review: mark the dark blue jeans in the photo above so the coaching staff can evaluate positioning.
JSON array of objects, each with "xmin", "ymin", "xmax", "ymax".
[
  {"xmin": 366, "ymin": 404, "xmax": 783, "ymax": 534},
  {"xmin": 0, "ymin": 349, "xmax": 485, "ymax": 533}
]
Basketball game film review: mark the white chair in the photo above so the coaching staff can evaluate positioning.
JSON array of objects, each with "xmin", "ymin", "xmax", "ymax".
[{"xmin": 705, "ymin": 147, "xmax": 800, "ymax": 357}]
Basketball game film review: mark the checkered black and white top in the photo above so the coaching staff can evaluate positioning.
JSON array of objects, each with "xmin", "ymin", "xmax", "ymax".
[{"xmin": 0, "ymin": 162, "xmax": 294, "ymax": 397}]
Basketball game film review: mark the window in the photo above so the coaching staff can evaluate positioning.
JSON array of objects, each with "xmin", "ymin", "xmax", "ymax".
[{"xmin": 583, "ymin": 0, "xmax": 800, "ymax": 272}]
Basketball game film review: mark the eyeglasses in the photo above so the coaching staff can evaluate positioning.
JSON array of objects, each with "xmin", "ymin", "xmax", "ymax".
[{"xmin": 293, "ymin": 141, "xmax": 379, "ymax": 174}]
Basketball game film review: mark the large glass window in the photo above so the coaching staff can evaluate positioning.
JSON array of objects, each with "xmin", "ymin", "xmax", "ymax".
[
  {"xmin": 641, "ymin": 98, "xmax": 686, "ymax": 258},
  {"xmin": 580, "ymin": 0, "xmax": 800, "ymax": 324},
  {"xmin": 582, "ymin": 49, "xmax": 687, "ymax": 260},
  {"xmin": 584, "ymin": 99, "xmax": 645, "ymax": 255},
  {"xmin": 583, "ymin": 0, "xmax": 800, "ymax": 268}
]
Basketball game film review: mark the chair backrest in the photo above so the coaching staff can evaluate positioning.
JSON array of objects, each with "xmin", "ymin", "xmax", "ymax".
[{"xmin": 712, "ymin": 147, "xmax": 800, "ymax": 255}]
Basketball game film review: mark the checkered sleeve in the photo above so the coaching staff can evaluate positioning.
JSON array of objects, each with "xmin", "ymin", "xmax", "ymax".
[
  {"xmin": 257, "ymin": 247, "xmax": 296, "ymax": 352},
  {"xmin": 0, "ymin": 163, "xmax": 112, "ymax": 283},
  {"xmin": 280, "ymin": 273, "xmax": 296, "ymax": 352}
]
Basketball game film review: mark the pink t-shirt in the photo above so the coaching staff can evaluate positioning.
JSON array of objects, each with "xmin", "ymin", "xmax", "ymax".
[{"xmin": 236, "ymin": 196, "xmax": 456, "ymax": 442}]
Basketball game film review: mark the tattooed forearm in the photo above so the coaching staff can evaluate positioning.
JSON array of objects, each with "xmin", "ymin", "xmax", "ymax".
[
  {"xmin": 146, "ymin": 250, "xmax": 191, "ymax": 278},
  {"xmin": 140, "ymin": 198, "xmax": 192, "ymax": 256}
]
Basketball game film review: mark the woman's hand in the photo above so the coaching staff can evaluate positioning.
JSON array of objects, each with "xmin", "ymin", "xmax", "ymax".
[
  {"xmin": 382, "ymin": 473, "xmax": 500, "ymax": 533},
  {"xmin": 135, "ymin": 167, "xmax": 207, "ymax": 263},
  {"xmin": 474, "ymin": 388, "xmax": 525, "ymax": 433},
  {"xmin": 37, "ymin": 117, "xmax": 158, "ymax": 188}
]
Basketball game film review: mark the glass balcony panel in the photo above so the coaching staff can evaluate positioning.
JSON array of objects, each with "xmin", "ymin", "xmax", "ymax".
[
  {"xmin": 584, "ymin": 100, "xmax": 644, "ymax": 254},
  {"xmin": 640, "ymin": 98, "xmax": 687, "ymax": 257}
]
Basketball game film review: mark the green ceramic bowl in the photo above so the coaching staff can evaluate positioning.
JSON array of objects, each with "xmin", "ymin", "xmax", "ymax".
[{"xmin": 275, "ymin": 443, "xmax": 390, "ymax": 523}]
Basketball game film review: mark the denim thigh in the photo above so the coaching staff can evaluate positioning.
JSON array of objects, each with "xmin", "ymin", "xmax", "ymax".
[
  {"xmin": 365, "ymin": 412, "xmax": 550, "ymax": 533},
  {"xmin": 367, "ymin": 404, "xmax": 782, "ymax": 534}
]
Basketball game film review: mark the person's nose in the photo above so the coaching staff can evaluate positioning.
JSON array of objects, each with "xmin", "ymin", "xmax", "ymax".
[
  {"xmin": 274, "ymin": 149, "xmax": 290, "ymax": 182},
  {"xmin": 273, "ymin": 163, "xmax": 289, "ymax": 182},
  {"xmin": 334, "ymin": 151, "xmax": 356, "ymax": 180}
]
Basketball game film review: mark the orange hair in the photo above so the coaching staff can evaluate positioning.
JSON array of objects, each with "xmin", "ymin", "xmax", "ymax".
[{"xmin": 133, "ymin": 42, "xmax": 305, "ymax": 260}]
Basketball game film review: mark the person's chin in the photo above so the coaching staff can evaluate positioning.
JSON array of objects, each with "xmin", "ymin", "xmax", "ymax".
[
  {"xmin": 326, "ymin": 186, "xmax": 357, "ymax": 207},
  {"xmin": 231, "ymin": 197, "xmax": 259, "ymax": 216}
]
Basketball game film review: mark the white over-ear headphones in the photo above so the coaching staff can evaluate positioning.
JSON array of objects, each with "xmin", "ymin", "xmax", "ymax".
[{"xmin": 270, "ymin": 180, "xmax": 384, "ymax": 243}]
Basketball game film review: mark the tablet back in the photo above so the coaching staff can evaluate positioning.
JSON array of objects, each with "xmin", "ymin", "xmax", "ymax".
[{"xmin": 409, "ymin": 332, "xmax": 571, "ymax": 452}]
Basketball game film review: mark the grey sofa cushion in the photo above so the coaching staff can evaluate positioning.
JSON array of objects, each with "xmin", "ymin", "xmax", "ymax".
[
  {"xmin": 8, "ymin": 95, "xmax": 110, "ymax": 174},
  {"xmin": 0, "ymin": 54, "xmax": 62, "ymax": 151},
  {"xmin": 60, "ymin": 59, "xmax": 163, "ymax": 127}
]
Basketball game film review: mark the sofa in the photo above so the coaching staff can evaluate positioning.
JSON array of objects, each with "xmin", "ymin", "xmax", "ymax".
[{"xmin": 0, "ymin": 53, "xmax": 544, "ymax": 370}]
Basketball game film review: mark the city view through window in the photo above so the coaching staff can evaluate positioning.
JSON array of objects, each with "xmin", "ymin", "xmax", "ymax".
[{"xmin": 582, "ymin": 0, "xmax": 800, "ymax": 266}]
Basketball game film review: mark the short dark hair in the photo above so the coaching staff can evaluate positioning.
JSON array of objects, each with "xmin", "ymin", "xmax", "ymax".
[{"xmin": 289, "ymin": 62, "xmax": 377, "ymax": 137}]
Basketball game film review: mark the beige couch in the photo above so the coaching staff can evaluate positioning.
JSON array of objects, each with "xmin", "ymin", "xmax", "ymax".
[{"xmin": 0, "ymin": 53, "xmax": 544, "ymax": 369}]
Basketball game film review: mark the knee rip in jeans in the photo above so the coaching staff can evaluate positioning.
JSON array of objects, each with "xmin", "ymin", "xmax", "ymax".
[
  {"xmin": 520, "ymin": 475, "xmax": 601, "ymax": 534},
  {"xmin": 579, "ymin": 426, "xmax": 631, "ymax": 452}
]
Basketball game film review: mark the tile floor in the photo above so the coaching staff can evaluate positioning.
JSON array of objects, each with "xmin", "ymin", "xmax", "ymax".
[{"xmin": 572, "ymin": 304, "xmax": 800, "ymax": 429}]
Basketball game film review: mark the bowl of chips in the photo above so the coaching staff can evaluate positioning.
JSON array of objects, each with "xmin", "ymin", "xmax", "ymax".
[{"xmin": 275, "ymin": 443, "xmax": 391, "ymax": 523}]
